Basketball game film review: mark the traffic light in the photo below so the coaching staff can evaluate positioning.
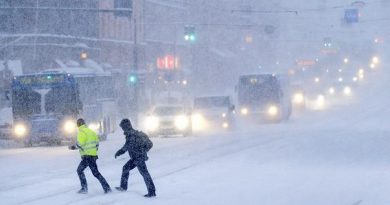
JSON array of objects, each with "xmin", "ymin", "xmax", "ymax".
[
  {"xmin": 128, "ymin": 73, "xmax": 138, "ymax": 85},
  {"xmin": 184, "ymin": 25, "xmax": 196, "ymax": 42},
  {"xmin": 128, "ymin": 73, "xmax": 146, "ymax": 85}
]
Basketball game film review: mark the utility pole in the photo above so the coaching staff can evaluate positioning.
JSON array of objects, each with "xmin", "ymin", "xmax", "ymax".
[
  {"xmin": 33, "ymin": 0, "xmax": 39, "ymax": 62},
  {"xmin": 133, "ymin": 15, "xmax": 139, "ymax": 126},
  {"xmin": 131, "ymin": 0, "xmax": 144, "ymax": 126}
]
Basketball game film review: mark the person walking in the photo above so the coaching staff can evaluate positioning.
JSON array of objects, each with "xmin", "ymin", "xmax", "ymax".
[
  {"xmin": 69, "ymin": 118, "xmax": 112, "ymax": 194},
  {"xmin": 114, "ymin": 119, "xmax": 156, "ymax": 197}
]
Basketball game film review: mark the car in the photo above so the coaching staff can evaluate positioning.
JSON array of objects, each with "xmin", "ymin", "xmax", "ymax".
[
  {"xmin": 143, "ymin": 105, "xmax": 192, "ymax": 137},
  {"xmin": 192, "ymin": 96, "xmax": 235, "ymax": 131}
]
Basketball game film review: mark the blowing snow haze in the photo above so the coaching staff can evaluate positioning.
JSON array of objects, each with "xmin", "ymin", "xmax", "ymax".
[{"xmin": 0, "ymin": 0, "xmax": 390, "ymax": 204}]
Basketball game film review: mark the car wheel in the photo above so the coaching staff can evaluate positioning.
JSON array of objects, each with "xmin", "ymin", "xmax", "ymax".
[
  {"xmin": 56, "ymin": 139, "xmax": 62, "ymax": 146},
  {"xmin": 24, "ymin": 140, "xmax": 32, "ymax": 147}
]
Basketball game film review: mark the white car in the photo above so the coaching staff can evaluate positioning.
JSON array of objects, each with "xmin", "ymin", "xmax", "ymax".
[
  {"xmin": 192, "ymin": 96, "xmax": 235, "ymax": 131},
  {"xmin": 143, "ymin": 105, "xmax": 192, "ymax": 137}
]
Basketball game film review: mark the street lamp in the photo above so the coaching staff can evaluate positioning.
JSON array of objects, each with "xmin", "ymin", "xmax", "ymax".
[{"xmin": 80, "ymin": 52, "xmax": 88, "ymax": 60}]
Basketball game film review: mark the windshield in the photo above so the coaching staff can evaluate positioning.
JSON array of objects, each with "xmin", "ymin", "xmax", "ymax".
[
  {"xmin": 12, "ymin": 74, "xmax": 81, "ymax": 118},
  {"xmin": 153, "ymin": 107, "xmax": 184, "ymax": 116},
  {"xmin": 238, "ymin": 75, "xmax": 280, "ymax": 105},
  {"xmin": 194, "ymin": 97, "xmax": 230, "ymax": 109}
]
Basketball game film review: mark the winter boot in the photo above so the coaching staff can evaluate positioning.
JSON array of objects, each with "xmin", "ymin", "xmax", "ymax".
[
  {"xmin": 144, "ymin": 192, "xmax": 156, "ymax": 198},
  {"xmin": 77, "ymin": 188, "xmax": 88, "ymax": 194},
  {"xmin": 115, "ymin": 187, "xmax": 126, "ymax": 192},
  {"xmin": 104, "ymin": 188, "xmax": 112, "ymax": 194}
]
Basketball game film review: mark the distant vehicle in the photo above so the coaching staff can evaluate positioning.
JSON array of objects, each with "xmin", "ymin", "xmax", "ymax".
[
  {"xmin": 143, "ymin": 105, "xmax": 192, "ymax": 137},
  {"xmin": 290, "ymin": 82, "xmax": 306, "ymax": 111},
  {"xmin": 236, "ymin": 74, "xmax": 292, "ymax": 122},
  {"xmin": 10, "ymin": 70, "xmax": 117, "ymax": 146},
  {"xmin": 192, "ymin": 96, "xmax": 235, "ymax": 131},
  {"xmin": 70, "ymin": 69, "xmax": 117, "ymax": 140},
  {"xmin": 11, "ymin": 72, "xmax": 81, "ymax": 146}
]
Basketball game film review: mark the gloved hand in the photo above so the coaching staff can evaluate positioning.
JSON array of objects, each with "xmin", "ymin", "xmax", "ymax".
[
  {"xmin": 114, "ymin": 151, "xmax": 121, "ymax": 159},
  {"xmin": 68, "ymin": 145, "xmax": 77, "ymax": 150}
]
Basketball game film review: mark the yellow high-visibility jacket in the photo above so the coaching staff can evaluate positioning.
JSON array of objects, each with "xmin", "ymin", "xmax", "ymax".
[{"xmin": 77, "ymin": 125, "xmax": 99, "ymax": 156}]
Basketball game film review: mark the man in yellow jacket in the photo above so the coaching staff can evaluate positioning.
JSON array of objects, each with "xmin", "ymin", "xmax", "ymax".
[{"xmin": 70, "ymin": 118, "xmax": 111, "ymax": 194}]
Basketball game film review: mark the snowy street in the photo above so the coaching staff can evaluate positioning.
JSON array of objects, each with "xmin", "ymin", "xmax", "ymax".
[
  {"xmin": 1, "ymin": 69, "xmax": 390, "ymax": 205},
  {"xmin": 1, "ymin": 1, "xmax": 389, "ymax": 204}
]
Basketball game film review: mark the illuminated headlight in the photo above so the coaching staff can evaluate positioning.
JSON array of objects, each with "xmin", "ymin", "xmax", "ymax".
[
  {"xmin": 338, "ymin": 77, "xmax": 343, "ymax": 82},
  {"xmin": 222, "ymin": 122, "xmax": 229, "ymax": 128},
  {"xmin": 328, "ymin": 87, "xmax": 335, "ymax": 94},
  {"xmin": 314, "ymin": 77, "xmax": 320, "ymax": 83},
  {"xmin": 144, "ymin": 116, "xmax": 159, "ymax": 132},
  {"xmin": 372, "ymin": 56, "xmax": 379, "ymax": 64},
  {"xmin": 64, "ymin": 120, "xmax": 76, "ymax": 134},
  {"xmin": 268, "ymin": 105, "xmax": 278, "ymax": 116},
  {"xmin": 343, "ymin": 86, "xmax": 352, "ymax": 96},
  {"xmin": 175, "ymin": 115, "xmax": 189, "ymax": 130},
  {"xmin": 88, "ymin": 122, "xmax": 100, "ymax": 132},
  {"xmin": 370, "ymin": 63, "xmax": 376, "ymax": 69},
  {"xmin": 240, "ymin": 108, "xmax": 249, "ymax": 115},
  {"xmin": 316, "ymin": 95, "xmax": 325, "ymax": 107},
  {"xmin": 293, "ymin": 93, "xmax": 304, "ymax": 104},
  {"xmin": 358, "ymin": 70, "xmax": 364, "ymax": 79},
  {"xmin": 192, "ymin": 113, "xmax": 206, "ymax": 130},
  {"xmin": 222, "ymin": 113, "xmax": 227, "ymax": 118},
  {"xmin": 14, "ymin": 124, "xmax": 27, "ymax": 137},
  {"xmin": 353, "ymin": 77, "xmax": 358, "ymax": 82}
]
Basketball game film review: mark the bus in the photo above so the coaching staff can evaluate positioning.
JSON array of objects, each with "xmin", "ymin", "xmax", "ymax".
[
  {"xmin": 11, "ymin": 69, "xmax": 117, "ymax": 146},
  {"xmin": 11, "ymin": 72, "xmax": 81, "ymax": 146},
  {"xmin": 236, "ymin": 74, "xmax": 292, "ymax": 122}
]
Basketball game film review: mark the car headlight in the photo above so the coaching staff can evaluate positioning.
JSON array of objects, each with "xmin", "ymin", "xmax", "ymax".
[
  {"xmin": 88, "ymin": 122, "xmax": 100, "ymax": 132},
  {"xmin": 175, "ymin": 115, "xmax": 189, "ymax": 130},
  {"xmin": 268, "ymin": 105, "xmax": 278, "ymax": 116},
  {"xmin": 64, "ymin": 120, "xmax": 76, "ymax": 134},
  {"xmin": 192, "ymin": 113, "xmax": 206, "ymax": 131},
  {"xmin": 222, "ymin": 122, "xmax": 229, "ymax": 128},
  {"xmin": 328, "ymin": 87, "xmax": 335, "ymax": 94},
  {"xmin": 240, "ymin": 108, "xmax": 249, "ymax": 115},
  {"xmin": 14, "ymin": 123, "xmax": 27, "ymax": 137},
  {"xmin": 343, "ymin": 86, "xmax": 352, "ymax": 96},
  {"xmin": 222, "ymin": 113, "xmax": 227, "ymax": 118},
  {"xmin": 144, "ymin": 116, "xmax": 159, "ymax": 132},
  {"xmin": 316, "ymin": 95, "xmax": 325, "ymax": 107},
  {"xmin": 293, "ymin": 93, "xmax": 304, "ymax": 104},
  {"xmin": 358, "ymin": 69, "xmax": 364, "ymax": 79},
  {"xmin": 372, "ymin": 56, "xmax": 379, "ymax": 64}
]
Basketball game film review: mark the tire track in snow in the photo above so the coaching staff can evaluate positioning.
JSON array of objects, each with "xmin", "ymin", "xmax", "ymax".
[
  {"xmin": 67, "ymin": 133, "xmax": 287, "ymax": 205},
  {"xmin": 17, "ymin": 130, "xmax": 287, "ymax": 205}
]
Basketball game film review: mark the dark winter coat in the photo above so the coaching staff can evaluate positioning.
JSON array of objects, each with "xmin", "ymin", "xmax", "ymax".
[{"xmin": 115, "ymin": 128, "xmax": 153, "ymax": 162}]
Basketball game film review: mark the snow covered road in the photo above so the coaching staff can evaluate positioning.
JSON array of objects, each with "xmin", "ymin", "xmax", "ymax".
[{"xmin": 1, "ymin": 71, "xmax": 390, "ymax": 205}]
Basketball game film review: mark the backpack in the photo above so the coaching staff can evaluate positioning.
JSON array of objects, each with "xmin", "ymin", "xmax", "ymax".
[{"xmin": 135, "ymin": 130, "xmax": 153, "ymax": 152}]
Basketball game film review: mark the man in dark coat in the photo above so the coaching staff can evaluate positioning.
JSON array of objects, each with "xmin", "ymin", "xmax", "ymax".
[{"xmin": 114, "ymin": 118, "xmax": 156, "ymax": 197}]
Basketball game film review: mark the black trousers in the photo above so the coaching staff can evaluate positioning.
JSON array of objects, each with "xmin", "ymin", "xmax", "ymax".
[
  {"xmin": 77, "ymin": 156, "xmax": 111, "ymax": 191},
  {"xmin": 120, "ymin": 159, "xmax": 156, "ymax": 193}
]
